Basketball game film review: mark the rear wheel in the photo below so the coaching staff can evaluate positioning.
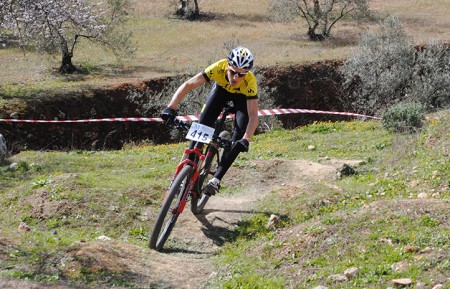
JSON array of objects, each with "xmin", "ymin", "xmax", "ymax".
[{"xmin": 149, "ymin": 165, "xmax": 193, "ymax": 251}]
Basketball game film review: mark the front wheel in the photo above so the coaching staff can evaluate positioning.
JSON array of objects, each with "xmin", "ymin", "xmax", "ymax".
[
  {"xmin": 149, "ymin": 165, "xmax": 193, "ymax": 251},
  {"xmin": 191, "ymin": 130, "xmax": 230, "ymax": 214},
  {"xmin": 190, "ymin": 147, "xmax": 216, "ymax": 214}
]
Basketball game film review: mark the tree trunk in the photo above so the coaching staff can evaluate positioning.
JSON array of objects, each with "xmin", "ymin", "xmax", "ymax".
[
  {"xmin": 193, "ymin": 0, "xmax": 199, "ymax": 14},
  {"xmin": 307, "ymin": 24, "xmax": 326, "ymax": 41},
  {"xmin": 176, "ymin": 0, "xmax": 199, "ymax": 19},
  {"xmin": 59, "ymin": 50, "xmax": 77, "ymax": 74},
  {"xmin": 176, "ymin": 0, "xmax": 187, "ymax": 16}
]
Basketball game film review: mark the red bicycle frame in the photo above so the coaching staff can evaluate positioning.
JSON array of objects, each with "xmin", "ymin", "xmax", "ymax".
[{"xmin": 163, "ymin": 147, "xmax": 206, "ymax": 214}]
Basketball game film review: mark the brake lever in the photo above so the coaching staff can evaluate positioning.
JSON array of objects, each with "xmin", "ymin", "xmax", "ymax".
[{"xmin": 173, "ymin": 119, "xmax": 190, "ymax": 131}]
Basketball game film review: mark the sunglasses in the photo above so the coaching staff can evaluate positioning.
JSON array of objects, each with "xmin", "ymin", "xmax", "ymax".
[{"xmin": 228, "ymin": 66, "xmax": 248, "ymax": 77}]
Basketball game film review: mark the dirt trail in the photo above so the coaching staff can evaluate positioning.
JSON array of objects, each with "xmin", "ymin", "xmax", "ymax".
[{"xmin": 0, "ymin": 158, "xmax": 357, "ymax": 289}]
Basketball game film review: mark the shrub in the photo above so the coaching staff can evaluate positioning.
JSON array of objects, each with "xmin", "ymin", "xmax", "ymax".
[
  {"xmin": 340, "ymin": 16, "xmax": 450, "ymax": 115},
  {"xmin": 381, "ymin": 102, "xmax": 424, "ymax": 133}
]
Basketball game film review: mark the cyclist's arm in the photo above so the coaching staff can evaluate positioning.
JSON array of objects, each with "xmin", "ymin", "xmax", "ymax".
[
  {"xmin": 168, "ymin": 72, "xmax": 208, "ymax": 110},
  {"xmin": 243, "ymin": 99, "xmax": 259, "ymax": 141}
]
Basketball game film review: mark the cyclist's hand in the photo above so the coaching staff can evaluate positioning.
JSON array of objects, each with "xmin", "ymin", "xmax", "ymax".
[
  {"xmin": 234, "ymin": 139, "xmax": 249, "ymax": 152},
  {"xmin": 160, "ymin": 107, "xmax": 178, "ymax": 124}
]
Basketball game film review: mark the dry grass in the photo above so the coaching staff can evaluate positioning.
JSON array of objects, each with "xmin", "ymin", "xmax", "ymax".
[{"xmin": 0, "ymin": 0, "xmax": 449, "ymax": 92}]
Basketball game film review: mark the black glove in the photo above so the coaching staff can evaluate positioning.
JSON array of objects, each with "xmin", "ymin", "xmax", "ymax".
[
  {"xmin": 233, "ymin": 139, "xmax": 249, "ymax": 152},
  {"xmin": 160, "ymin": 107, "xmax": 177, "ymax": 123}
]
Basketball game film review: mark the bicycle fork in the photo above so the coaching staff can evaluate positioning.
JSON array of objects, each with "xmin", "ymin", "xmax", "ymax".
[{"xmin": 163, "ymin": 149, "xmax": 205, "ymax": 215}]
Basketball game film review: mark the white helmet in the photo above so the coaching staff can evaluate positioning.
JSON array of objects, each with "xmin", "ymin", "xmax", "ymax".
[{"xmin": 227, "ymin": 46, "xmax": 254, "ymax": 70}]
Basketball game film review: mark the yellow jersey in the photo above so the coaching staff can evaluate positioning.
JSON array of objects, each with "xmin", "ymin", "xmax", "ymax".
[{"xmin": 203, "ymin": 59, "xmax": 258, "ymax": 99}]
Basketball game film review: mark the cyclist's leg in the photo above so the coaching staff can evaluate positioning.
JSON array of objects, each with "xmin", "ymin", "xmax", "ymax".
[
  {"xmin": 199, "ymin": 84, "xmax": 228, "ymax": 127},
  {"xmin": 200, "ymin": 86, "xmax": 234, "ymax": 195},
  {"xmin": 214, "ymin": 96, "xmax": 249, "ymax": 180}
]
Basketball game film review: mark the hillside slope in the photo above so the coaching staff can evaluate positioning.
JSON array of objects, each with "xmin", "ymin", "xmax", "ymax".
[{"xmin": 1, "ymin": 111, "xmax": 448, "ymax": 288}]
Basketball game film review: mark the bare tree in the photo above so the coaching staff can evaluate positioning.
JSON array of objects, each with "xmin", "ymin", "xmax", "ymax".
[
  {"xmin": 269, "ymin": 0, "xmax": 371, "ymax": 40},
  {"xmin": 0, "ymin": 0, "xmax": 133, "ymax": 73}
]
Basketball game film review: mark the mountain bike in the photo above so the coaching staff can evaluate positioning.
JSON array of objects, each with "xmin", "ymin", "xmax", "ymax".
[{"xmin": 149, "ymin": 104, "xmax": 234, "ymax": 252}]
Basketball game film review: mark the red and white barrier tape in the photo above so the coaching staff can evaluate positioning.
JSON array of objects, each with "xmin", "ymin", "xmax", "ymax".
[
  {"xmin": 0, "ymin": 117, "xmax": 166, "ymax": 123},
  {"xmin": 0, "ymin": 108, "xmax": 380, "ymax": 123},
  {"xmin": 257, "ymin": 108, "xmax": 381, "ymax": 120}
]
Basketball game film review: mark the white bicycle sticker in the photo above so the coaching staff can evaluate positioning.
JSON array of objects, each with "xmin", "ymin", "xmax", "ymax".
[{"xmin": 185, "ymin": 122, "xmax": 215, "ymax": 144}]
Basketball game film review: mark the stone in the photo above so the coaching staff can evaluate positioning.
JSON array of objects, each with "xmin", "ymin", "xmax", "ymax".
[
  {"xmin": 344, "ymin": 267, "xmax": 359, "ymax": 279},
  {"xmin": 392, "ymin": 278, "xmax": 412, "ymax": 286},
  {"xmin": 404, "ymin": 245, "xmax": 420, "ymax": 253},
  {"xmin": 327, "ymin": 274, "xmax": 348, "ymax": 282},
  {"xmin": 337, "ymin": 164, "xmax": 357, "ymax": 179},
  {"xmin": 97, "ymin": 235, "xmax": 112, "ymax": 241},
  {"xmin": 267, "ymin": 214, "xmax": 281, "ymax": 229},
  {"xmin": 392, "ymin": 261, "xmax": 409, "ymax": 272},
  {"xmin": 18, "ymin": 222, "xmax": 31, "ymax": 232},
  {"xmin": 418, "ymin": 192, "xmax": 428, "ymax": 199}
]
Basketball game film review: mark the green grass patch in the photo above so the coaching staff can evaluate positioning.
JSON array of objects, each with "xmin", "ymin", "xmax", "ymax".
[{"xmin": 215, "ymin": 111, "xmax": 449, "ymax": 289}]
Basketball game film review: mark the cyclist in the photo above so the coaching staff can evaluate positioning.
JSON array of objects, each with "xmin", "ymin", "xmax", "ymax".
[{"xmin": 161, "ymin": 46, "xmax": 259, "ymax": 196}]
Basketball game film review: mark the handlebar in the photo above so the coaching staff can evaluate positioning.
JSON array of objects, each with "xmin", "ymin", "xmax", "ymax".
[
  {"xmin": 165, "ymin": 103, "xmax": 235, "ymax": 130},
  {"xmin": 163, "ymin": 103, "xmax": 235, "ymax": 148},
  {"xmin": 172, "ymin": 118, "xmax": 190, "ymax": 131}
]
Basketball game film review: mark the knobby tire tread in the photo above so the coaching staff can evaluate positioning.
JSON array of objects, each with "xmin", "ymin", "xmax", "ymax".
[
  {"xmin": 190, "ymin": 146, "xmax": 217, "ymax": 214},
  {"xmin": 149, "ymin": 165, "xmax": 193, "ymax": 251}
]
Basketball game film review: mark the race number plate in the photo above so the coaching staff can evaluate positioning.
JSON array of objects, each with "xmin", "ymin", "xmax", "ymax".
[{"xmin": 185, "ymin": 122, "xmax": 215, "ymax": 144}]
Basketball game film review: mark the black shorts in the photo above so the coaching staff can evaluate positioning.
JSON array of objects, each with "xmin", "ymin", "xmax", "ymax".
[{"xmin": 199, "ymin": 83, "xmax": 249, "ymax": 142}]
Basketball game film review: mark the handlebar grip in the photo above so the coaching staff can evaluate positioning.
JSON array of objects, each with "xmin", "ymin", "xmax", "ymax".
[{"xmin": 174, "ymin": 118, "xmax": 190, "ymax": 131}]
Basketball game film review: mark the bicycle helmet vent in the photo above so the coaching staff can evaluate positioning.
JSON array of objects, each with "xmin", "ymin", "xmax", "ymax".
[{"xmin": 227, "ymin": 46, "xmax": 254, "ymax": 70}]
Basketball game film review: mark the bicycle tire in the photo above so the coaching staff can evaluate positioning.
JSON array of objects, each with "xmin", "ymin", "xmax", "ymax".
[
  {"xmin": 149, "ymin": 165, "xmax": 193, "ymax": 251},
  {"xmin": 190, "ymin": 147, "xmax": 216, "ymax": 214},
  {"xmin": 191, "ymin": 130, "xmax": 230, "ymax": 214}
]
